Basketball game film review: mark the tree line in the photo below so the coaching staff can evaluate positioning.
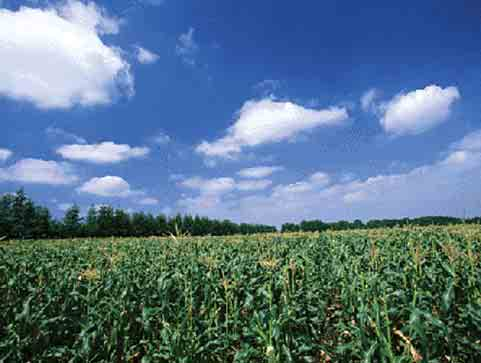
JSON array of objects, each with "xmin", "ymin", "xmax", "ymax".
[
  {"xmin": 1, "ymin": 190, "xmax": 480, "ymax": 240},
  {"xmin": 0, "ymin": 190, "xmax": 276, "ymax": 240},
  {"xmin": 281, "ymin": 216, "xmax": 481, "ymax": 232}
]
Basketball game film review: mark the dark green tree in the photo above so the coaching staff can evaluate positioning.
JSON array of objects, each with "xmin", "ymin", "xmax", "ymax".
[
  {"xmin": 63, "ymin": 205, "xmax": 82, "ymax": 238},
  {"xmin": 97, "ymin": 206, "xmax": 115, "ymax": 237}
]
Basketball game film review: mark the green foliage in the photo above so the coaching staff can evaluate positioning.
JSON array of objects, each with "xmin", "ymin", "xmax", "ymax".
[
  {"xmin": 63, "ymin": 205, "xmax": 82, "ymax": 238},
  {"xmin": 282, "ymin": 216, "xmax": 480, "ymax": 232},
  {"xmin": 0, "ymin": 190, "xmax": 276, "ymax": 240},
  {"xmin": 0, "ymin": 189, "xmax": 52, "ymax": 240},
  {"xmin": 1, "ymin": 226, "xmax": 480, "ymax": 362}
]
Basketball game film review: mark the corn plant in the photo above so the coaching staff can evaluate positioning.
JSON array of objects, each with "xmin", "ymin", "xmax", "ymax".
[{"xmin": 0, "ymin": 226, "xmax": 480, "ymax": 362}]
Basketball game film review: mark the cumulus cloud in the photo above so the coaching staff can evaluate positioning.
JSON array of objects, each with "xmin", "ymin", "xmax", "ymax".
[
  {"xmin": 237, "ymin": 166, "xmax": 284, "ymax": 179},
  {"xmin": 0, "ymin": 148, "xmax": 12, "ymax": 162},
  {"xmin": 45, "ymin": 126, "xmax": 87, "ymax": 144},
  {"xmin": 135, "ymin": 46, "xmax": 159, "ymax": 64},
  {"xmin": 77, "ymin": 176, "xmax": 144, "ymax": 197},
  {"xmin": 308, "ymin": 172, "xmax": 330, "ymax": 186},
  {"xmin": 380, "ymin": 85, "xmax": 460, "ymax": 136},
  {"xmin": 152, "ymin": 132, "xmax": 171, "ymax": 145},
  {"xmin": 176, "ymin": 27, "xmax": 198, "ymax": 66},
  {"xmin": 56, "ymin": 142, "xmax": 150, "ymax": 164},
  {"xmin": 450, "ymin": 129, "xmax": 481, "ymax": 152},
  {"xmin": 0, "ymin": 1, "xmax": 134, "ymax": 109},
  {"xmin": 178, "ymin": 130, "xmax": 481, "ymax": 225},
  {"xmin": 271, "ymin": 172, "xmax": 330, "ymax": 200},
  {"xmin": 177, "ymin": 176, "xmax": 236, "ymax": 212},
  {"xmin": 59, "ymin": 0, "xmax": 120, "ymax": 34},
  {"xmin": 196, "ymin": 98, "xmax": 348, "ymax": 159},
  {"xmin": 236, "ymin": 179, "xmax": 272, "ymax": 191},
  {"xmin": 180, "ymin": 175, "xmax": 275, "ymax": 195},
  {"xmin": 177, "ymin": 173, "xmax": 279, "ymax": 216},
  {"xmin": 0, "ymin": 158, "xmax": 78, "ymax": 185},
  {"xmin": 137, "ymin": 197, "xmax": 159, "ymax": 205},
  {"xmin": 343, "ymin": 190, "xmax": 368, "ymax": 204},
  {"xmin": 180, "ymin": 177, "xmax": 236, "ymax": 195},
  {"xmin": 361, "ymin": 88, "xmax": 380, "ymax": 112}
]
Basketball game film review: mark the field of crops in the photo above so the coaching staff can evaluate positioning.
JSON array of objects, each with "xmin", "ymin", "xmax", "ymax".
[{"xmin": 1, "ymin": 226, "xmax": 481, "ymax": 362}]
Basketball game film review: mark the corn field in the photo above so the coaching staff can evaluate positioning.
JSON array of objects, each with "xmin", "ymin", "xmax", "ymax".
[{"xmin": 1, "ymin": 226, "xmax": 480, "ymax": 362}]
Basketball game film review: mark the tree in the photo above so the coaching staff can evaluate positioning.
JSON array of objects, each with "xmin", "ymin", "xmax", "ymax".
[
  {"xmin": 156, "ymin": 214, "xmax": 168, "ymax": 235},
  {"xmin": 0, "ymin": 193, "xmax": 14, "ymax": 238},
  {"xmin": 168, "ymin": 214, "xmax": 184, "ymax": 236},
  {"xmin": 63, "ymin": 205, "xmax": 82, "ymax": 238},
  {"xmin": 131, "ymin": 212, "xmax": 150, "ymax": 237},
  {"xmin": 114, "ymin": 209, "xmax": 132, "ymax": 237},
  {"xmin": 11, "ymin": 189, "xmax": 28, "ymax": 239},
  {"xmin": 85, "ymin": 206, "xmax": 98, "ymax": 237},
  {"xmin": 32, "ymin": 206, "xmax": 52, "ymax": 239},
  {"xmin": 97, "ymin": 206, "xmax": 115, "ymax": 237},
  {"xmin": 281, "ymin": 223, "xmax": 300, "ymax": 233},
  {"xmin": 352, "ymin": 219, "xmax": 364, "ymax": 229}
]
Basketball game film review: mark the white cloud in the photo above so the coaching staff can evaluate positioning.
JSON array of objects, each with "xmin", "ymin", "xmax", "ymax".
[
  {"xmin": 178, "ymin": 131, "xmax": 481, "ymax": 225},
  {"xmin": 77, "ymin": 176, "xmax": 144, "ymax": 197},
  {"xmin": 343, "ymin": 190, "xmax": 368, "ymax": 204},
  {"xmin": 237, "ymin": 166, "xmax": 284, "ymax": 179},
  {"xmin": 0, "ymin": 148, "xmax": 12, "ymax": 162},
  {"xmin": 152, "ymin": 132, "xmax": 171, "ymax": 145},
  {"xmin": 59, "ymin": 0, "xmax": 120, "ymax": 35},
  {"xmin": 176, "ymin": 27, "xmax": 198, "ymax": 66},
  {"xmin": 178, "ymin": 176, "xmax": 237, "ymax": 212},
  {"xmin": 196, "ymin": 98, "xmax": 349, "ymax": 159},
  {"xmin": 339, "ymin": 172, "xmax": 356, "ymax": 183},
  {"xmin": 56, "ymin": 142, "xmax": 149, "ymax": 164},
  {"xmin": 135, "ymin": 46, "xmax": 159, "ymax": 64},
  {"xmin": 380, "ymin": 85, "xmax": 460, "ymax": 136},
  {"xmin": 0, "ymin": 158, "xmax": 78, "ymax": 185},
  {"xmin": 180, "ymin": 176, "xmax": 236, "ymax": 195},
  {"xmin": 308, "ymin": 172, "xmax": 330, "ymax": 187},
  {"xmin": 450, "ymin": 129, "xmax": 481, "ymax": 152},
  {"xmin": 177, "ymin": 194, "xmax": 224, "ymax": 211},
  {"xmin": 45, "ymin": 126, "xmax": 87, "ymax": 144},
  {"xmin": 236, "ymin": 179, "xmax": 272, "ymax": 191},
  {"xmin": 271, "ymin": 172, "xmax": 330, "ymax": 200},
  {"xmin": 137, "ymin": 197, "xmax": 159, "ymax": 205},
  {"xmin": 0, "ymin": 1, "xmax": 133, "ymax": 109},
  {"xmin": 180, "ymin": 175, "xmax": 275, "ymax": 195},
  {"xmin": 361, "ymin": 88, "xmax": 380, "ymax": 112}
]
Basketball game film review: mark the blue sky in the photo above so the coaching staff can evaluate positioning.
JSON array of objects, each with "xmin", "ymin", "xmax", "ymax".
[{"xmin": 1, "ymin": 0, "xmax": 481, "ymax": 225}]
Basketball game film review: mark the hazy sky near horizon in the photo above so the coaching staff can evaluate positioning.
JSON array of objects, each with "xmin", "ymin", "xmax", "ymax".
[{"xmin": 1, "ymin": 0, "xmax": 481, "ymax": 225}]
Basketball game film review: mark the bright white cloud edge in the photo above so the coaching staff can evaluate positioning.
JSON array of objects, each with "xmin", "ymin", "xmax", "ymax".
[
  {"xmin": 196, "ymin": 98, "xmax": 348, "ymax": 159},
  {"xmin": 0, "ymin": 148, "xmax": 13, "ymax": 162},
  {"xmin": 136, "ymin": 46, "xmax": 159, "ymax": 64},
  {"xmin": 56, "ymin": 142, "xmax": 150, "ymax": 164},
  {"xmin": 0, "ymin": 158, "xmax": 78, "ymax": 185},
  {"xmin": 380, "ymin": 85, "xmax": 460, "ymax": 136},
  {"xmin": 237, "ymin": 166, "xmax": 284, "ymax": 179},
  {"xmin": 0, "ymin": 1, "xmax": 133, "ymax": 109},
  {"xmin": 77, "ymin": 176, "xmax": 144, "ymax": 197}
]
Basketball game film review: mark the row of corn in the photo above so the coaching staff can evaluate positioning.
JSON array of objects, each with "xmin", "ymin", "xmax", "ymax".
[{"xmin": 0, "ymin": 226, "xmax": 480, "ymax": 362}]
